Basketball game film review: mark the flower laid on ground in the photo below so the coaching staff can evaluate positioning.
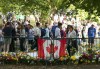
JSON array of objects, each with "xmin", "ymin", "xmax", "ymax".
[
  {"xmin": 70, "ymin": 47, "xmax": 77, "ymax": 55},
  {"xmin": 87, "ymin": 48, "xmax": 95, "ymax": 54},
  {"xmin": 60, "ymin": 57, "xmax": 64, "ymax": 61},
  {"xmin": 0, "ymin": 51, "xmax": 99, "ymax": 65},
  {"xmin": 71, "ymin": 56, "xmax": 76, "ymax": 61}
]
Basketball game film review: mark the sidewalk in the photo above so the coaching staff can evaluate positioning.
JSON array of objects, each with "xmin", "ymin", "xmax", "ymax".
[{"xmin": 0, "ymin": 64, "xmax": 100, "ymax": 69}]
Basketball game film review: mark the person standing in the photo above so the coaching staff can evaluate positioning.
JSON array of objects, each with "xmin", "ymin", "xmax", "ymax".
[
  {"xmin": 67, "ymin": 25, "xmax": 77, "ymax": 56},
  {"xmin": 88, "ymin": 24, "xmax": 96, "ymax": 48},
  {"xmin": 27, "ymin": 25, "xmax": 34, "ymax": 50},
  {"xmin": 3, "ymin": 22, "xmax": 13, "ymax": 53},
  {"xmin": 43, "ymin": 23, "xmax": 50, "ymax": 38},
  {"xmin": 33, "ymin": 22, "xmax": 41, "ymax": 50},
  {"xmin": 55, "ymin": 22, "xmax": 62, "ymax": 38},
  {"xmin": 9, "ymin": 24, "xmax": 16, "ymax": 52},
  {"xmin": 81, "ymin": 27, "xmax": 86, "ymax": 42},
  {"xmin": 51, "ymin": 23, "xmax": 58, "ymax": 38},
  {"xmin": 19, "ymin": 24, "xmax": 26, "ymax": 51}
]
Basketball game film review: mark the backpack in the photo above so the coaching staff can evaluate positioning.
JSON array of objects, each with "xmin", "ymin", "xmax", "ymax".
[{"xmin": 41, "ymin": 28, "xmax": 46, "ymax": 38}]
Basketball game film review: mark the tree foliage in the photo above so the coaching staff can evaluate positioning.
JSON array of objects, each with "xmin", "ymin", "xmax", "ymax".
[
  {"xmin": 0, "ymin": 0, "xmax": 100, "ymax": 23},
  {"xmin": 0, "ymin": 0, "xmax": 100, "ymax": 14}
]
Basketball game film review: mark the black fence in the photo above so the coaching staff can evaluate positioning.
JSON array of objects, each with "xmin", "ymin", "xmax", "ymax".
[{"xmin": 0, "ymin": 36, "xmax": 100, "ymax": 52}]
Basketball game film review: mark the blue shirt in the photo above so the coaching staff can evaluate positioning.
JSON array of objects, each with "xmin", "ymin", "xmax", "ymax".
[
  {"xmin": 88, "ymin": 27, "xmax": 96, "ymax": 37},
  {"xmin": 3, "ymin": 26, "xmax": 13, "ymax": 36}
]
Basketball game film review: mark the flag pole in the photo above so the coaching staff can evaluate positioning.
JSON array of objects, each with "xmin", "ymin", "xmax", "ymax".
[{"xmin": 50, "ymin": 38, "xmax": 54, "ymax": 61}]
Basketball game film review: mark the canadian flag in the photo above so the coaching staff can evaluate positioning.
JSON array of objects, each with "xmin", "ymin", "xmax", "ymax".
[{"xmin": 38, "ymin": 38, "xmax": 66, "ymax": 59}]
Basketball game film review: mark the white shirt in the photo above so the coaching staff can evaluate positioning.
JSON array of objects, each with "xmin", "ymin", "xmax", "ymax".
[
  {"xmin": 55, "ymin": 27, "xmax": 61, "ymax": 38},
  {"xmin": 43, "ymin": 28, "xmax": 50, "ymax": 38},
  {"xmin": 68, "ymin": 30, "xmax": 76, "ymax": 38},
  {"xmin": 33, "ymin": 27, "xmax": 41, "ymax": 37}
]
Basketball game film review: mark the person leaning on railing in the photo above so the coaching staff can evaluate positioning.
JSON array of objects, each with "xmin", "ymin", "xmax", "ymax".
[
  {"xmin": 55, "ymin": 22, "xmax": 62, "ymax": 38},
  {"xmin": 67, "ymin": 25, "xmax": 77, "ymax": 56},
  {"xmin": 43, "ymin": 23, "xmax": 50, "ymax": 38}
]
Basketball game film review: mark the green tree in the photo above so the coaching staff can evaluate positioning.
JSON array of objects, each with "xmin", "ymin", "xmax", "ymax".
[{"xmin": 0, "ymin": 0, "xmax": 100, "ymax": 23}]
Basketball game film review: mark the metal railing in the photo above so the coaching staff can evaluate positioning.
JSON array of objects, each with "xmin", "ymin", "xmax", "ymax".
[{"xmin": 0, "ymin": 36, "xmax": 100, "ymax": 53}]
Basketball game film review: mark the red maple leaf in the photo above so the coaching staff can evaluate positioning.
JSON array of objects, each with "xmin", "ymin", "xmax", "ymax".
[{"xmin": 46, "ymin": 44, "xmax": 58, "ymax": 54}]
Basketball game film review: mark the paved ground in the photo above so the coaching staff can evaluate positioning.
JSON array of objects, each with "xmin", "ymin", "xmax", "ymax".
[{"xmin": 0, "ymin": 64, "xmax": 100, "ymax": 69}]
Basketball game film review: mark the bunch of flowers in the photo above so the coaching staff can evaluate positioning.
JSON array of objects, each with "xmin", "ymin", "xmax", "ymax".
[
  {"xmin": 94, "ymin": 50, "xmax": 100, "ymax": 63},
  {"xmin": 17, "ymin": 52, "xmax": 35, "ymax": 64},
  {"xmin": 0, "ymin": 51, "xmax": 99, "ymax": 65},
  {"xmin": 0, "ymin": 52, "xmax": 18, "ymax": 64},
  {"xmin": 79, "ymin": 53, "xmax": 92, "ymax": 64},
  {"xmin": 79, "ymin": 48, "xmax": 100, "ymax": 64},
  {"xmin": 70, "ymin": 47, "xmax": 77, "ymax": 55},
  {"xmin": 58, "ymin": 55, "xmax": 70, "ymax": 64},
  {"xmin": 70, "ymin": 55, "xmax": 80, "ymax": 65}
]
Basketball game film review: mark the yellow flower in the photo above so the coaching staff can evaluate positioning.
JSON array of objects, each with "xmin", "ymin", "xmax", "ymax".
[{"xmin": 71, "ymin": 56, "xmax": 76, "ymax": 61}]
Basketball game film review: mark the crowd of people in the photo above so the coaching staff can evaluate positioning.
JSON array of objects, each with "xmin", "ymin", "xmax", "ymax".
[{"xmin": 0, "ymin": 15, "xmax": 100, "ymax": 56}]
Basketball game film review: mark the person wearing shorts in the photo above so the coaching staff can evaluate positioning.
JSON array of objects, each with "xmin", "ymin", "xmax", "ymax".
[
  {"xmin": 88, "ymin": 37, "xmax": 94, "ymax": 44},
  {"xmin": 88, "ymin": 24, "xmax": 96, "ymax": 48},
  {"xmin": 3, "ymin": 22, "xmax": 13, "ymax": 52}
]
